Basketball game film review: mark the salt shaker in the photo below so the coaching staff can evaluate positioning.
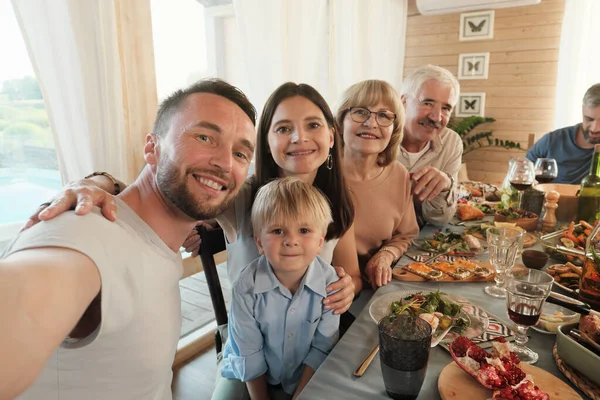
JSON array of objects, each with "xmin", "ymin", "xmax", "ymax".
[{"xmin": 541, "ymin": 190, "xmax": 560, "ymax": 233}]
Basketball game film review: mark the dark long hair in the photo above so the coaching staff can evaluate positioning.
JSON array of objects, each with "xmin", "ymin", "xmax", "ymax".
[{"xmin": 253, "ymin": 82, "xmax": 354, "ymax": 240}]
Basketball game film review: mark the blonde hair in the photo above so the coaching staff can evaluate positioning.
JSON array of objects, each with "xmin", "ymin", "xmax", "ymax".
[
  {"xmin": 335, "ymin": 80, "xmax": 405, "ymax": 166},
  {"xmin": 251, "ymin": 177, "xmax": 333, "ymax": 236},
  {"xmin": 400, "ymin": 65, "xmax": 460, "ymax": 107}
]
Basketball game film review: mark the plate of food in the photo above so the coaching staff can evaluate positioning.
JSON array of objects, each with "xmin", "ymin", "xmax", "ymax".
[
  {"xmin": 369, "ymin": 290, "xmax": 489, "ymax": 346},
  {"xmin": 398, "ymin": 260, "xmax": 494, "ymax": 282},
  {"xmin": 412, "ymin": 231, "xmax": 486, "ymax": 256},
  {"xmin": 540, "ymin": 221, "xmax": 593, "ymax": 266},
  {"xmin": 465, "ymin": 222, "xmax": 537, "ymax": 248},
  {"xmin": 545, "ymin": 263, "xmax": 581, "ymax": 294},
  {"xmin": 494, "ymin": 208, "xmax": 539, "ymax": 231},
  {"xmin": 531, "ymin": 302, "xmax": 580, "ymax": 335}
]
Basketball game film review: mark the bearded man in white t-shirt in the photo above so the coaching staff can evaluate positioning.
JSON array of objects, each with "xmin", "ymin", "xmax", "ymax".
[
  {"xmin": 397, "ymin": 65, "xmax": 463, "ymax": 227},
  {"xmin": 0, "ymin": 79, "xmax": 257, "ymax": 400}
]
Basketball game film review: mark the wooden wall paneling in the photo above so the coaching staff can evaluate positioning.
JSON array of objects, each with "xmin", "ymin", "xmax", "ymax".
[{"xmin": 404, "ymin": 0, "xmax": 566, "ymax": 183}]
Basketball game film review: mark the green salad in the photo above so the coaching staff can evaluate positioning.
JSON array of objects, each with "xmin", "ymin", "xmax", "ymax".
[
  {"xmin": 474, "ymin": 203, "xmax": 495, "ymax": 214},
  {"xmin": 422, "ymin": 231, "xmax": 472, "ymax": 253},
  {"xmin": 389, "ymin": 291, "xmax": 468, "ymax": 333}
]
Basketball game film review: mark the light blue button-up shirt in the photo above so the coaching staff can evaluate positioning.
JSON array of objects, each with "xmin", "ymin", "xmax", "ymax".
[{"xmin": 221, "ymin": 255, "xmax": 340, "ymax": 395}]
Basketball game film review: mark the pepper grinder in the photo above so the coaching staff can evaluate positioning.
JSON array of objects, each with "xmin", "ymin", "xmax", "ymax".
[{"xmin": 541, "ymin": 190, "xmax": 560, "ymax": 233}]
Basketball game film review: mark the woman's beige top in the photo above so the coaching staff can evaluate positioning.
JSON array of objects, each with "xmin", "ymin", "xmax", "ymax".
[{"xmin": 345, "ymin": 161, "xmax": 420, "ymax": 273}]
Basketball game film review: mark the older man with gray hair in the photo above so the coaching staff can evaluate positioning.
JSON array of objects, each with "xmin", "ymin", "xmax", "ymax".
[
  {"xmin": 526, "ymin": 83, "xmax": 600, "ymax": 184},
  {"xmin": 398, "ymin": 64, "xmax": 463, "ymax": 227}
]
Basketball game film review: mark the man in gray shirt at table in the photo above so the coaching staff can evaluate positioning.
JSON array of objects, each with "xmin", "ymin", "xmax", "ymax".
[
  {"xmin": 397, "ymin": 65, "xmax": 463, "ymax": 227},
  {"xmin": 527, "ymin": 83, "xmax": 600, "ymax": 184},
  {"xmin": 0, "ymin": 79, "xmax": 256, "ymax": 400}
]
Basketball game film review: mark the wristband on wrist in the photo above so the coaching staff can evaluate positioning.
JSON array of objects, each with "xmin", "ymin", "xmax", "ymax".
[
  {"xmin": 379, "ymin": 246, "xmax": 399, "ymax": 261},
  {"xmin": 84, "ymin": 171, "xmax": 121, "ymax": 195}
]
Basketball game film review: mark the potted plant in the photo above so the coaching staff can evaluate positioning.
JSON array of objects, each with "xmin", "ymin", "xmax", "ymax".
[{"xmin": 447, "ymin": 116, "xmax": 522, "ymax": 156}]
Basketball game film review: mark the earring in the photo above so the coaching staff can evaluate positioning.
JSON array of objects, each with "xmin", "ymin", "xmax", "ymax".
[{"xmin": 325, "ymin": 152, "xmax": 333, "ymax": 170}]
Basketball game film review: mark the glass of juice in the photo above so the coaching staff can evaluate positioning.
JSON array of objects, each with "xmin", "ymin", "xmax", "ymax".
[{"xmin": 378, "ymin": 314, "xmax": 432, "ymax": 400}]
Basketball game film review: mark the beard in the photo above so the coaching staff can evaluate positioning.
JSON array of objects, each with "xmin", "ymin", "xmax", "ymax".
[
  {"xmin": 583, "ymin": 128, "xmax": 600, "ymax": 144},
  {"xmin": 156, "ymin": 157, "xmax": 236, "ymax": 220}
]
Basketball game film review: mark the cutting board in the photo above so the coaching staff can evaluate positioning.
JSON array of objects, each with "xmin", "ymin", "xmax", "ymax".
[
  {"xmin": 392, "ymin": 261, "xmax": 503, "ymax": 283},
  {"xmin": 438, "ymin": 361, "xmax": 582, "ymax": 400}
]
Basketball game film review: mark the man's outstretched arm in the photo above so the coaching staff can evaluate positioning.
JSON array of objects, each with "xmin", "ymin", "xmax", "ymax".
[{"xmin": 0, "ymin": 248, "xmax": 101, "ymax": 400}]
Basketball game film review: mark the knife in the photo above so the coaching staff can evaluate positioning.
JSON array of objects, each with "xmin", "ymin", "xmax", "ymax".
[
  {"xmin": 354, "ymin": 344, "xmax": 380, "ymax": 377},
  {"xmin": 425, "ymin": 242, "xmax": 463, "ymax": 265},
  {"xmin": 546, "ymin": 291, "xmax": 600, "ymax": 317}
]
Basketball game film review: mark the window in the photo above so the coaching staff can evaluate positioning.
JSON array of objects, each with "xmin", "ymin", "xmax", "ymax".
[
  {"xmin": 151, "ymin": 0, "xmax": 253, "ymax": 175},
  {"xmin": 0, "ymin": 2, "xmax": 60, "ymax": 241}
]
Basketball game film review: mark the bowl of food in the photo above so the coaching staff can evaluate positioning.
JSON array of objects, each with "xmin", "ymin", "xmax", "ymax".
[
  {"xmin": 533, "ymin": 183, "xmax": 579, "ymax": 222},
  {"xmin": 494, "ymin": 208, "xmax": 539, "ymax": 231},
  {"xmin": 556, "ymin": 316, "xmax": 600, "ymax": 386},
  {"xmin": 533, "ymin": 302, "xmax": 579, "ymax": 334},
  {"xmin": 520, "ymin": 249, "xmax": 549, "ymax": 270}
]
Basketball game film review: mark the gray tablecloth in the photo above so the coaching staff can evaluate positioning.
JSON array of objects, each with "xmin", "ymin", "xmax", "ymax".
[{"xmin": 298, "ymin": 224, "xmax": 589, "ymax": 400}]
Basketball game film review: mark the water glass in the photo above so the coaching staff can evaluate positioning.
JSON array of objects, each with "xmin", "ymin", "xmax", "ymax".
[
  {"xmin": 378, "ymin": 314, "xmax": 432, "ymax": 400},
  {"xmin": 485, "ymin": 227, "xmax": 524, "ymax": 298}
]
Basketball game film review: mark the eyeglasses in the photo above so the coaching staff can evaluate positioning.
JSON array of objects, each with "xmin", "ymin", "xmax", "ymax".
[{"xmin": 347, "ymin": 107, "xmax": 396, "ymax": 127}]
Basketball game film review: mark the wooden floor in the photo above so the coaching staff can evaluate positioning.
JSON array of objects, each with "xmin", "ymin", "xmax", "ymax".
[
  {"xmin": 179, "ymin": 261, "xmax": 231, "ymax": 337},
  {"xmin": 172, "ymin": 346, "xmax": 218, "ymax": 400}
]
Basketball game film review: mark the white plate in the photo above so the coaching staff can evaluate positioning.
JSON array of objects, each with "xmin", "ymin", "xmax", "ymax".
[
  {"xmin": 369, "ymin": 290, "xmax": 489, "ymax": 346},
  {"xmin": 531, "ymin": 302, "xmax": 580, "ymax": 335}
]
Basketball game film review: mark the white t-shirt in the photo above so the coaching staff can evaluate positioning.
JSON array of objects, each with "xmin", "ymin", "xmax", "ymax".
[
  {"xmin": 404, "ymin": 141, "xmax": 431, "ymax": 169},
  {"xmin": 2, "ymin": 198, "xmax": 183, "ymax": 400}
]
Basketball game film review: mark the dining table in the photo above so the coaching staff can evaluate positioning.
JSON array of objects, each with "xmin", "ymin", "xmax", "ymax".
[{"xmin": 297, "ymin": 222, "xmax": 590, "ymax": 400}]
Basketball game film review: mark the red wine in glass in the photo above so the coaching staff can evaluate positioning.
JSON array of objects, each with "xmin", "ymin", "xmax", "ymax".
[
  {"xmin": 510, "ymin": 181, "xmax": 533, "ymax": 191},
  {"xmin": 508, "ymin": 302, "xmax": 541, "ymax": 326},
  {"xmin": 535, "ymin": 175, "xmax": 555, "ymax": 184}
]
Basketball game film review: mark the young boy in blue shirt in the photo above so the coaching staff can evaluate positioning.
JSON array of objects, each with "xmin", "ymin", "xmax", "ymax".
[{"xmin": 220, "ymin": 177, "xmax": 340, "ymax": 400}]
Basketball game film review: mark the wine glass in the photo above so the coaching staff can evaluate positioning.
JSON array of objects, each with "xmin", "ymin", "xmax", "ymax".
[
  {"xmin": 507, "ymin": 157, "xmax": 535, "ymax": 209},
  {"xmin": 485, "ymin": 227, "xmax": 524, "ymax": 298},
  {"xmin": 534, "ymin": 158, "xmax": 558, "ymax": 184},
  {"xmin": 505, "ymin": 269, "xmax": 553, "ymax": 364}
]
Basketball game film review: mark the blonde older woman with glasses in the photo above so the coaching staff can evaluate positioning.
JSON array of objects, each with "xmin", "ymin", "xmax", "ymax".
[{"xmin": 336, "ymin": 80, "xmax": 419, "ymax": 296}]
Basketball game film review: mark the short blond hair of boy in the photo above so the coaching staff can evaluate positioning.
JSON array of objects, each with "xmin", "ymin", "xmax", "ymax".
[{"xmin": 251, "ymin": 177, "xmax": 333, "ymax": 236}]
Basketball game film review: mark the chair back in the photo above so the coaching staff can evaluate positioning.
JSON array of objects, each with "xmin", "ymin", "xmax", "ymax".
[{"xmin": 197, "ymin": 225, "xmax": 228, "ymax": 352}]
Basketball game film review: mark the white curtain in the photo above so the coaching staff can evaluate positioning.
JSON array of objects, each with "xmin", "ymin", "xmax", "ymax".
[
  {"xmin": 233, "ymin": 0, "xmax": 408, "ymax": 110},
  {"xmin": 233, "ymin": 0, "xmax": 329, "ymax": 113},
  {"xmin": 12, "ymin": 0, "xmax": 131, "ymax": 183},
  {"xmin": 329, "ymin": 0, "xmax": 407, "ymax": 105},
  {"xmin": 554, "ymin": 0, "xmax": 600, "ymax": 128}
]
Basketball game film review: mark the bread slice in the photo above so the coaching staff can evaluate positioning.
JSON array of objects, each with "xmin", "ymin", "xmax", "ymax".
[
  {"xmin": 403, "ymin": 262, "xmax": 444, "ymax": 280},
  {"xmin": 430, "ymin": 261, "xmax": 471, "ymax": 280},
  {"xmin": 454, "ymin": 259, "xmax": 493, "ymax": 278}
]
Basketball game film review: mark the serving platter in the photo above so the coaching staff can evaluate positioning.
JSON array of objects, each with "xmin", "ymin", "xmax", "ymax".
[{"xmin": 392, "ymin": 261, "xmax": 499, "ymax": 283}]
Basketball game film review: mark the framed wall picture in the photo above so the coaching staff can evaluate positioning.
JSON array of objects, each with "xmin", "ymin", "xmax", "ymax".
[
  {"xmin": 459, "ymin": 10, "xmax": 495, "ymax": 41},
  {"xmin": 455, "ymin": 92, "xmax": 486, "ymax": 117},
  {"xmin": 458, "ymin": 52, "xmax": 490, "ymax": 80}
]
